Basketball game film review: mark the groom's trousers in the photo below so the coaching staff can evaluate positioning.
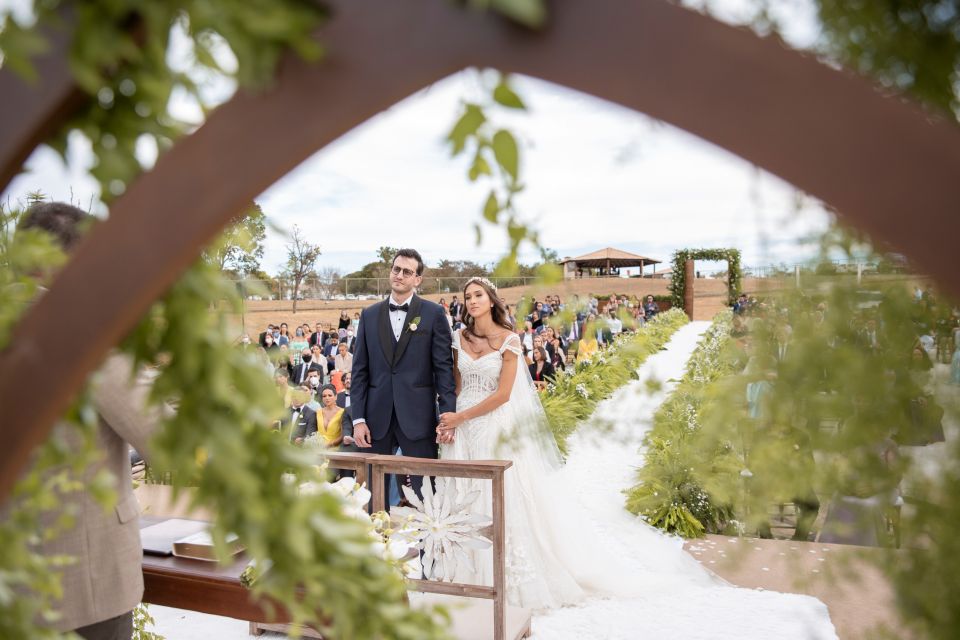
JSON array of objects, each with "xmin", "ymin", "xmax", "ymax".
[{"xmin": 369, "ymin": 410, "xmax": 438, "ymax": 505}]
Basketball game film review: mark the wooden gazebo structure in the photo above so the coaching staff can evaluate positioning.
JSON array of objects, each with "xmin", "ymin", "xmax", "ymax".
[{"xmin": 560, "ymin": 247, "xmax": 661, "ymax": 279}]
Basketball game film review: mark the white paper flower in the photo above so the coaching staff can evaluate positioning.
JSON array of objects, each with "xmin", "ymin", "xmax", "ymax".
[{"xmin": 390, "ymin": 478, "xmax": 492, "ymax": 582}]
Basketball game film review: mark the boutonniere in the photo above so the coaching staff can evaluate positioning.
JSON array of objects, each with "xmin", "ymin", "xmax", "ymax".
[{"xmin": 408, "ymin": 316, "xmax": 422, "ymax": 332}]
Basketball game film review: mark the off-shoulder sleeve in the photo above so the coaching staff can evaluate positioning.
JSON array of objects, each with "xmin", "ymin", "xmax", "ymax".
[{"xmin": 499, "ymin": 333, "xmax": 522, "ymax": 356}]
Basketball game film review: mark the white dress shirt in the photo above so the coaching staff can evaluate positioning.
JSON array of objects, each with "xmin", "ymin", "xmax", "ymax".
[{"xmin": 388, "ymin": 293, "xmax": 413, "ymax": 341}]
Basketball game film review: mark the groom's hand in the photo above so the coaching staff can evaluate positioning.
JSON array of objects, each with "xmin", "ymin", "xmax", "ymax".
[{"xmin": 353, "ymin": 422, "xmax": 372, "ymax": 448}]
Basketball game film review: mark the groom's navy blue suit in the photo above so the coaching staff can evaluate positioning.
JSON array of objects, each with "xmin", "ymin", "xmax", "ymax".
[{"xmin": 351, "ymin": 294, "xmax": 456, "ymax": 497}]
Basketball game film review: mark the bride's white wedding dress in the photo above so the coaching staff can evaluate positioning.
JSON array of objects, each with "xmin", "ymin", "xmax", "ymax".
[
  {"xmin": 442, "ymin": 331, "xmax": 585, "ymax": 608},
  {"xmin": 440, "ymin": 328, "xmax": 837, "ymax": 639}
]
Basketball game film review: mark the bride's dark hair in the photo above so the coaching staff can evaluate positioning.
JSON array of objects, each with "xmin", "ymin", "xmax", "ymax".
[{"xmin": 460, "ymin": 278, "xmax": 515, "ymax": 347}]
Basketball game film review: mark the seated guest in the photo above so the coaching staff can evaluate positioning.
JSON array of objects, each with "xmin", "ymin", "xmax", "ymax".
[
  {"xmin": 519, "ymin": 320, "xmax": 535, "ymax": 354},
  {"xmin": 309, "ymin": 322, "xmax": 326, "ymax": 348},
  {"xmin": 323, "ymin": 335, "xmax": 340, "ymax": 375},
  {"xmin": 289, "ymin": 388, "xmax": 319, "ymax": 444},
  {"xmin": 543, "ymin": 326, "xmax": 567, "ymax": 370},
  {"xmin": 289, "ymin": 347, "xmax": 323, "ymax": 386},
  {"xmin": 643, "ymin": 295, "xmax": 660, "ymax": 320},
  {"xmin": 305, "ymin": 370, "xmax": 323, "ymax": 410},
  {"xmin": 259, "ymin": 323, "xmax": 275, "ymax": 347},
  {"xmin": 275, "ymin": 368, "xmax": 292, "ymax": 407},
  {"xmin": 335, "ymin": 342, "xmax": 354, "ymax": 374},
  {"xmin": 336, "ymin": 372, "xmax": 352, "ymax": 409},
  {"xmin": 530, "ymin": 310, "xmax": 543, "ymax": 331},
  {"xmin": 277, "ymin": 322, "xmax": 291, "ymax": 347},
  {"xmin": 529, "ymin": 346, "xmax": 556, "ymax": 388},
  {"xmin": 315, "ymin": 384, "xmax": 344, "ymax": 448},
  {"xmin": 289, "ymin": 327, "xmax": 309, "ymax": 363},
  {"xmin": 576, "ymin": 330, "xmax": 600, "ymax": 363}
]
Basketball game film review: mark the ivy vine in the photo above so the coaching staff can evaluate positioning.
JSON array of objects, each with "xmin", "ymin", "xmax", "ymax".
[{"xmin": 668, "ymin": 248, "xmax": 743, "ymax": 308}]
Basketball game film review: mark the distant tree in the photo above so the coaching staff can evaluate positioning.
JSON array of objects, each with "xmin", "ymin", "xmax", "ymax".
[
  {"xmin": 281, "ymin": 225, "xmax": 321, "ymax": 313},
  {"xmin": 203, "ymin": 202, "xmax": 266, "ymax": 277},
  {"xmin": 377, "ymin": 246, "xmax": 401, "ymax": 268}
]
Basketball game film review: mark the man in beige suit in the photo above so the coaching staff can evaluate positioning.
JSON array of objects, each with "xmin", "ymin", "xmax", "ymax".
[{"xmin": 8, "ymin": 202, "xmax": 160, "ymax": 639}]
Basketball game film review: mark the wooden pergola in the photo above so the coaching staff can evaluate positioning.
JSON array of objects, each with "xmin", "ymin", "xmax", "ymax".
[
  {"xmin": 2, "ymin": 0, "xmax": 960, "ymax": 558},
  {"xmin": 560, "ymin": 247, "xmax": 662, "ymax": 278}
]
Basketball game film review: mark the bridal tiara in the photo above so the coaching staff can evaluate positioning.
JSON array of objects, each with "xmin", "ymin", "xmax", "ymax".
[{"xmin": 464, "ymin": 276, "xmax": 498, "ymax": 292}]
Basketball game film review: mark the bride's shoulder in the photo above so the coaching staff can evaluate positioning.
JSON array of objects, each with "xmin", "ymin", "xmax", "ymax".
[{"xmin": 497, "ymin": 332, "xmax": 522, "ymax": 354}]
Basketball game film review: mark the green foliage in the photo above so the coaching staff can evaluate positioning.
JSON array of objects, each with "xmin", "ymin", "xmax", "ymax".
[
  {"xmin": 202, "ymin": 201, "xmax": 267, "ymax": 277},
  {"xmin": 0, "ymin": 203, "xmax": 113, "ymax": 639},
  {"xmin": 625, "ymin": 312, "xmax": 740, "ymax": 538},
  {"xmin": 814, "ymin": 0, "xmax": 960, "ymax": 117},
  {"xmin": 132, "ymin": 604, "xmax": 163, "ymax": 640},
  {"xmin": 542, "ymin": 309, "xmax": 689, "ymax": 453},
  {"xmin": 0, "ymin": 0, "xmax": 327, "ymax": 199},
  {"xmin": 446, "ymin": 71, "xmax": 544, "ymax": 278},
  {"xmin": 668, "ymin": 248, "xmax": 743, "ymax": 308}
]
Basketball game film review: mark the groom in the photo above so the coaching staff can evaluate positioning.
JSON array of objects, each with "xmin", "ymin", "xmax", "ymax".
[{"xmin": 350, "ymin": 248, "xmax": 456, "ymax": 501}]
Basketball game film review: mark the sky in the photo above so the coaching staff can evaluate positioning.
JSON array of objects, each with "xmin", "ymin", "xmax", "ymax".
[{"xmin": 1, "ymin": 0, "xmax": 832, "ymax": 275}]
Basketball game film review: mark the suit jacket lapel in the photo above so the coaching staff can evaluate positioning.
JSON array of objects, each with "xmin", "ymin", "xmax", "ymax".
[
  {"xmin": 393, "ymin": 295, "xmax": 422, "ymax": 366},
  {"xmin": 378, "ymin": 300, "xmax": 395, "ymax": 364}
]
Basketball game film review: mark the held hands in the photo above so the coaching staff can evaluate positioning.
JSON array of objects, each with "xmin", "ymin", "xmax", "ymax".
[{"xmin": 436, "ymin": 412, "xmax": 463, "ymax": 444}]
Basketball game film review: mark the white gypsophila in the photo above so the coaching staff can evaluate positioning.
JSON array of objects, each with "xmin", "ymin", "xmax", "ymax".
[
  {"xmin": 390, "ymin": 478, "xmax": 492, "ymax": 582},
  {"xmin": 576, "ymin": 383, "xmax": 590, "ymax": 399}
]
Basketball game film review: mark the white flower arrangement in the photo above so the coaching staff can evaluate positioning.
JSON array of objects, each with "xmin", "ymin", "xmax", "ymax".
[
  {"xmin": 390, "ymin": 478, "xmax": 492, "ymax": 582},
  {"xmin": 575, "ymin": 383, "xmax": 590, "ymax": 399}
]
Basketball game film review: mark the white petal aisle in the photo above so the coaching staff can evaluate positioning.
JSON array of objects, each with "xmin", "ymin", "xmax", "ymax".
[{"xmin": 531, "ymin": 321, "xmax": 838, "ymax": 639}]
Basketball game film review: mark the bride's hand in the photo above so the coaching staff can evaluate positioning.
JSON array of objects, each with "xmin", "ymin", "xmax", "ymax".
[{"xmin": 439, "ymin": 412, "xmax": 463, "ymax": 429}]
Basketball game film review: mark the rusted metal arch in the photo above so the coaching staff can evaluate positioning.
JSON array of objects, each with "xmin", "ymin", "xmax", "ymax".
[{"xmin": 2, "ymin": 0, "xmax": 960, "ymax": 501}]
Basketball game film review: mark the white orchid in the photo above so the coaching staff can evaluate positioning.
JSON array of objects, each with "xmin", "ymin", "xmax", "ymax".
[{"xmin": 390, "ymin": 478, "xmax": 492, "ymax": 582}]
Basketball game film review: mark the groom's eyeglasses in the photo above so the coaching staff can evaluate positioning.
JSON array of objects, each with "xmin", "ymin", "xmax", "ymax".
[{"xmin": 391, "ymin": 265, "xmax": 417, "ymax": 278}]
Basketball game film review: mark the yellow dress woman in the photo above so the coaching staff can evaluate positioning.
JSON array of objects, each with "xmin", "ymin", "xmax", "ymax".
[{"xmin": 316, "ymin": 384, "xmax": 343, "ymax": 447}]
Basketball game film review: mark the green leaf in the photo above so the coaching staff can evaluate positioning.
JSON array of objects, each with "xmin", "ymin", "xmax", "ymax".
[
  {"xmin": 493, "ymin": 78, "xmax": 526, "ymax": 109},
  {"xmin": 447, "ymin": 104, "xmax": 486, "ymax": 155},
  {"xmin": 473, "ymin": 223, "xmax": 482, "ymax": 246},
  {"xmin": 492, "ymin": 130, "xmax": 519, "ymax": 182},
  {"xmin": 483, "ymin": 191, "xmax": 500, "ymax": 223},
  {"xmin": 490, "ymin": 0, "xmax": 548, "ymax": 28},
  {"xmin": 468, "ymin": 154, "xmax": 492, "ymax": 181}
]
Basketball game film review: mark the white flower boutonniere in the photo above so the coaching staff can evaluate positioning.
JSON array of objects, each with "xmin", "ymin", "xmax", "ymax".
[{"xmin": 408, "ymin": 316, "xmax": 422, "ymax": 332}]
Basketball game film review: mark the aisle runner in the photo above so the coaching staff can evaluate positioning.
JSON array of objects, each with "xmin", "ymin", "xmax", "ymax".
[{"xmin": 532, "ymin": 321, "xmax": 838, "ymax": 640}]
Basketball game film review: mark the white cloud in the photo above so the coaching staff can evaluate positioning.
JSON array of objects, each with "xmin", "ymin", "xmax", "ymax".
[{"xmin": 258, "ymin": 71, "xmax": 830, "ymax": 274}]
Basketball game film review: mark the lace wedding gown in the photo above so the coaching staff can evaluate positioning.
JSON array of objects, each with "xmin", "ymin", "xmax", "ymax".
[
  {"xmin": 441, "ymin": 328, "xmax": 837, "ymax": 640},
  {"xmin": 442, "ymin": 331, "xmax": 585, "ymax": 609}
]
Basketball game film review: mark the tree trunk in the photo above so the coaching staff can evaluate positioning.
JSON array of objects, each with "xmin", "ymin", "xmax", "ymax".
[{"xmin": 292, "ymin": 277, "xmax": 301, "ymax": 314}]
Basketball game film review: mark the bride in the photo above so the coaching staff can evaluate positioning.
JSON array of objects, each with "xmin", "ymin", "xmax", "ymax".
[
  {"xmin": 433, "ymin": 277, "xmax": 837, "ymax": 640},
  {"xmin": 436, "ymin": 276, "xmax": 587, "ymax": 609}
]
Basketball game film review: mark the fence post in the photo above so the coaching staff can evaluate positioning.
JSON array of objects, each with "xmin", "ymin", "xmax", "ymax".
[{"xmin": 795, "ymin": 264, "xmax": 801, "ymax": 288}]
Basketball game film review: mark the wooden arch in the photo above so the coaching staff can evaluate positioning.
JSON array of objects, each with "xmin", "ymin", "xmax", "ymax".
[{"xmin": 2, "ymin": 0, "xmax": 960, "ymax": 498}]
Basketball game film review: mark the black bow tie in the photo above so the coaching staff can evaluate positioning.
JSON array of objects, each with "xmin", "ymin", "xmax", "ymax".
[
  {"xmin": 389, "ymin": 303, "xmax": 409, "ymax": 312},
  {"xmin": 291, "ymin": 407, "xmax": 302, "ymax": 413}
]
